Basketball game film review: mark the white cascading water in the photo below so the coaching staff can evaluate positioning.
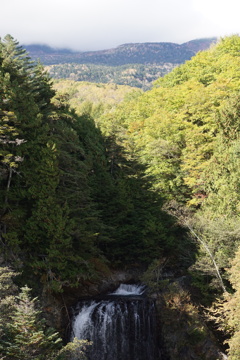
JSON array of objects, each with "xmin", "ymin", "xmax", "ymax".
[
  {"xmin": 109, "ymin": 283, "xmax": 146, "ymax": 295},
  {"xmin": 71, "ymin": 284, "xmax": 161, "ymax": 360}
]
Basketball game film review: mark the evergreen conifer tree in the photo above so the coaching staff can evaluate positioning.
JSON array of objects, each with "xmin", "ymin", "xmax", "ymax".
[{"xmin": 1, "ymin": 285, "xmax": 61, "ymax": 360}]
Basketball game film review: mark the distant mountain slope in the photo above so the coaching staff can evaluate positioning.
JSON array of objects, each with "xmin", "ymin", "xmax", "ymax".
[
  {"xmin": 46, "ymin": 63, "xmax": 176, "ymax": 90},
  {"xmin": 181, "ymin": 38, "xmax": 217, "ymax": 52},
  {"xmin": 24, "ymin": 38, "xmax": 217, "ymax": 66}
]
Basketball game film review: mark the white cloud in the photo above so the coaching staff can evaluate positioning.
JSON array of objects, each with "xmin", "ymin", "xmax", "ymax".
[
  {"xmin": 192, "ymin": 0, "xmax": 240, "ymax": 36},
  {"xmin": 1, "ymin": 0, "xmax": 239, "ymax": 50}
]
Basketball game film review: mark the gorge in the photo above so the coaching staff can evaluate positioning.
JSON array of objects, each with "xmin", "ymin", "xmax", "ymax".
[{"xmin": 1, "ymin": 34, "xmax": 240, "ymax": 360}]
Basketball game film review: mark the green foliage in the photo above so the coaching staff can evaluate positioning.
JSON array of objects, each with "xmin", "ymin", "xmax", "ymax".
[
  {"xmin": 1, "ymin": 34, "xmax": 183, "ymax": 291},
  {"xmin": 0, "ymin": 266, "xmax": 18, "ymax": 343},
  {"xmin": 208, "ymin": 245, "xmax": 240, "ymax": 359},
  {"xmin": 3, "ymin": 33, "xmax": 240, "ymax": 354},
  {"xmin": 225, "ymin": 246, "xmax": 240, "ymax": 359},
  {"xmin": 0, "ymin": 285, "xmax": 61, "ymax": 360},
  {"xmin": 0, "ymin": 35, "xmax": 101, "ymax": 287},
  {"xmin": 94, "ymin": 37, "xmax": 240, "ymax": 354},
  {"xmin": 47, "ymin": 63, "xmax": 176, "ymax": 90},
  {"xmin": 99, "ymin": 35, "xmax": 240, "ymax": 210},
  {"xmin": 0, "ymin": 267, "xmax": 91, "ymax": 360},
  {"xmin": 159, "ymin": 281, "xmax": 217, "ymax": 360},
  {"xmin": 188, "ymin": 214, "xmax": 240, "ymax": 276},
  {"xmin": 2, "ymin": 33, "xmax": 240, "ymax": 358},
  {"xmin": 141, "ymin": 259, "xmax": 170, "ymax": 293},
  {"xmin": 52, "ymin": 79, "xmax": 142, "ymax": 119},
  {"xmin": 0, "ymin": 268, "xmax": 65, "ymax": 360},
  {"xmin": 57, "ymin": 337, "xmax": 91, "ymax": 360}
]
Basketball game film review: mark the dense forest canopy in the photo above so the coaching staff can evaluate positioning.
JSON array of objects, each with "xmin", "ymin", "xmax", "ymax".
[
  {"xmin": 0, "ymin": 35, "xmax": 183, "ymax": 288},
  {"xmin": 52, "ymin": 79, "xmax": 142, "ymax": 119},
  {"xmin": 0, "ymin": 34, "xmax": 186, "ymax": 358},
  {"xmin": 47, "ymin": 63, "xmax": 176, "ymax": 90},
  {"xmin": 1, "ymin": 34, "xmax": 240, "ymax": 359}
]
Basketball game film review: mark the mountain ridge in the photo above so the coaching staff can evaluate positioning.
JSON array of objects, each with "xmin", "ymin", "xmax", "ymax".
[{"xmin": 24, "ymin": 38, "xmax": 217, "ymax": 66}]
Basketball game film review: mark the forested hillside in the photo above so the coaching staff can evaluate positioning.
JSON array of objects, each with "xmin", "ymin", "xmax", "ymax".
[
  {"xmin": 0, "ymin": 35, "xmax": 183, "ymax": 287},
  {"xmin": 0, "ymin": 35, "xmax": 187, "ymax": 358},
  {"xmin": 47, "ymin": 63, "xmax": 175, "ymax": 90},
  {"xmin": 1, "ymin": 34, "xmax": 240, "ymax": 359},
  {"xmin": 52, "ymin": 79, "xmax": 142, "ymax": 118},
  {"xmin": 95, "ymin": 35, "xmax": 240, "ymax": 359},
  {"xmin": 25, "ymin": 38, "xmax": 216, "ymax": 89}
]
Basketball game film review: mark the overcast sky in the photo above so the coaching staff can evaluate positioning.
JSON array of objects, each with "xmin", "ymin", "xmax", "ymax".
[{"xmin": 1, "ymin": 0, "xmax": 240, "ymax": 51}]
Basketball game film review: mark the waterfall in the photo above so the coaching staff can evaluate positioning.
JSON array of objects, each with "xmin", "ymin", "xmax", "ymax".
[
  {"xmin": 71, "ymin": 284, "xmax": 161, "ymax": 360},
  {"xmin": 109, "ymin": 283, "xmax": 146, "ymax": 295}
]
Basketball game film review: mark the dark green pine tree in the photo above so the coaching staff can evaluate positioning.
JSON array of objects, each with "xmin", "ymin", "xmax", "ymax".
[
  {"xmin": 1, "ymin": 285, "xmax": 61, "ymax": 360},
  {"xmin": 0, "ymin": 266, "xmax": 18, "ymax": 343},
  {"xmin": 0, "ymin": 35, "xmax": 100, "ymax": 289},
  {"xmin": 69, "ymin": 113, "xmax": 113, "ymax": 242},
  {"xmin": 0, "ymin": 35, "xmax": 40, "ymax": 258},
  {"xmin": 45, "ymin": 97, "xmax": 105, "ymax": 285}
]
